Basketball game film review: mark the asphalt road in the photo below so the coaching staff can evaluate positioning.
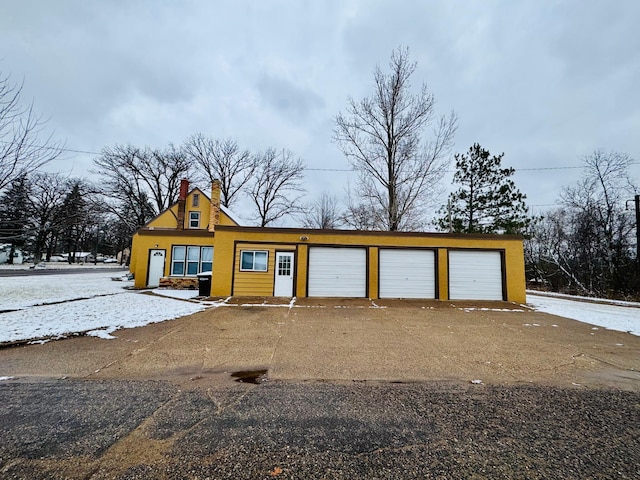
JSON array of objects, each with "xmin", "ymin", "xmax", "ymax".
[
  {"xmin": 1, "ymin": 295, "xmax": 639, "ymax": 478},
  {"xmin": 1, "ymin": 378, "xmax": 638, "ymax": 479},
  {"xmin": 0, "ymin": 266, "xmax": 124, "ymax": 277}
]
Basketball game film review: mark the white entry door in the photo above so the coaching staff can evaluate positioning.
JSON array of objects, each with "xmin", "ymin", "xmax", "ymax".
[
  {"xmin": 147, "ymin": 249, "xmax": 165, "ymax": 287},
  {"xmin": 273, "ymin": 252, "xmax": 295, "ymax": 296}
]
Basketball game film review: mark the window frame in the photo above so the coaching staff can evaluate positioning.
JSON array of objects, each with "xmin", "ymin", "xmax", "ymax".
[
  {"xmin": 240, "ymin": 250, "xmax": 269, "ymax": 272},
  {"xmin": 192, "ymin": 193, "xmax": 200, "ymax": 207},
  {"xmin": 171, "ymin": 245, "xmax": 214, "ymax": 276},
  {"xmin": 188, "ymin": 211, "xmax": 200, "ymax": 229}
]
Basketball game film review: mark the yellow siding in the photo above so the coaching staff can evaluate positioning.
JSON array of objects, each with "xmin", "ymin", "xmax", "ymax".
[
  {"xmin": 437, "ymin": 248, "xmax": 449, "ymax": 300},
  {"xmin": 211, "ymin": 227, "xmax": 526, "ymax": 303},
  {"xmin": 130, "ymin": 231, "xmax": 214, "ymax": 287},
  {"xmin": 145, "ymin": 189, "xmax": 216, "ymax": 230},
  {"xmin": 219, "ymin": 212, "xmax": 237, "ymax": 226},
  {"xmin": 296, "ymin": 244, "xmax": 308, "ymax": 297},
  {"xmin": 368, "ymin": 247, "xmax": 379, "ymax": 299},
  {"xmin": 146, "ymin": 205, "xmax": 179, "ymax": 228},
  {"xmin": 232, "ymin": 243, "xmax": 296, "ymax": 296}
]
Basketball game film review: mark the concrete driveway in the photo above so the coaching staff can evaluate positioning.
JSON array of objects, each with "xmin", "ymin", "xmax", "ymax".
[
  {"xmin": 2, "ymin": 299, "xmax": 638, "ymax": 390},
  {"xmin": 2, "ymin": 300, "xmax": 639, "ymax": 479}
]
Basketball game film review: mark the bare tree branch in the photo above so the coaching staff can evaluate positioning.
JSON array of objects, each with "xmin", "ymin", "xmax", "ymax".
[
  {"xmin": 247, "ymin": 148, "xmax": 306, "ymax": 227},
  {"xmin": 183, "ymin": 134, "xmax": 256, "ymax": 208},
  {"xmin": 301, "ymin": 192, "xmax": 342, "ymax": 229},
  {"xmin": 0, "ymin": 71, "xmax": 64, "ymax": 191},
  {"xmin": 334, "ymin": 47, "xmax": 456, "ymax": 231}
]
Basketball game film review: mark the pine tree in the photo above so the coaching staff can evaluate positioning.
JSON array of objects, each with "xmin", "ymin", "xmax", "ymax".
[
  {"xmin": 438, "ymin": 144, "xmax": 530, "ymax": 234},
  {"xmin": 59, "ymin": 181, "xmax": 88, "ymax": 263},
  {"xmin": 0, "ymin": 175, "xmax": 31, "ymax": 263}
]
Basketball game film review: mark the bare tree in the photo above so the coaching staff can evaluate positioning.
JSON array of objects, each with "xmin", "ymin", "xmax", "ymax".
[
  {"xmin": 26, "ymin": 172, "xmax": 68, "ymax": 261},
  {"xmin": 0, "ymin": 71, "xmax": 64, "ymax": 191},
  {"xmin": 183, "ymin": 134, "xmax": 255, "ymax": 208},
  {"xmin": 334, "ymin": 47, "xmax": 456, "ymax": 231},
  {"xmin": 247, "ymin": 148, "xmax": 306, "ymax": 227},
  {"xmin": 525, "ymin": 150, "xmax": 638, "ymax": 297},
  {"xmin": 93, "ymin": 143, "xmax": 194, "ymax": 216},
  {"xmin": 302, "ymin": 192, "xmax": 342, "ymax": 229},
  {"xmin": 559, "ymin": 150, "xmax": 637, "ymax": 289}
]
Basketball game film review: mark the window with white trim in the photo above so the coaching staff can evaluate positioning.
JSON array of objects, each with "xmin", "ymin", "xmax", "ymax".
[
  {"xmin": 189, "ymin": 211, "xmax": 200, "ymax": 228},
  {"xmin": 192, "ymin": 193, "xmax": 200, "ymax": 207},
  {"xmin": 171, "ymin": 246, "xmax": 213, "ymax": 276},
  {"xmin": 240, "ymin": 250, "xmax": 268, "ymax": 272}
]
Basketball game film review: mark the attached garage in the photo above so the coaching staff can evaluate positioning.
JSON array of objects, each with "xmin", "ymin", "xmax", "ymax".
[
  {"xmin": 379, "ymin": 249, "xmax": 436, "ymax": 299},
  {"xmin": 449, "ymin": 250, "xmax": 504, "ymax": 300},
  {"xmin": 308, "ymin": 247, "xmax": 367, "ymax": 297}
]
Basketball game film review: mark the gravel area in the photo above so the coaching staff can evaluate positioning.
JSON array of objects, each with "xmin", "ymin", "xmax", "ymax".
[{"xmin": 0, "ymin": 380, "xmax": 638, "ymax": 479}]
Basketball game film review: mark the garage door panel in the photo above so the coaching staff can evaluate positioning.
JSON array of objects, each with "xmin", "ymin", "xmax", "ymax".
[
  {"xmin": 379, "ymin": 249, "xmax": 435, "ymax": 299},
  {"xmin": 449, "ymin": 250, "xmax": 504, "ymax": 300},
  {"xmin": 308, "ymin": 247, "xmax": 367, "ymax": 297}
]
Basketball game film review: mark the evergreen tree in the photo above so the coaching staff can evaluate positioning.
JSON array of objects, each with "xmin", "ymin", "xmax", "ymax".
[
  {"xmin": 0, "ymin": 174, "xmax": 31, "ymax": 263},
  {"xmin": 438, "ymin": 144, "xmax": 530, "ymax": 234},
  {"xmin": 59, "ymin": 181, "xmax": 89, "ymax": 263}
]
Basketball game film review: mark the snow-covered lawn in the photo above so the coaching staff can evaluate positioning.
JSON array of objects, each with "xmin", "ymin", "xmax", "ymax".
[
  {"xmin": 0, "ymin": 271, "xmax": 204, "ymax": 344},
  {"xmin": 1, "ymin": 271, "xmax": 132, "ymax": 311},
  {"xmin": 1, "ymin": 271, "xmax": 638, "ymax": 344},
  {"xmin": 527, "ymin": 292, "xmax": 640, "ymax": 336}
]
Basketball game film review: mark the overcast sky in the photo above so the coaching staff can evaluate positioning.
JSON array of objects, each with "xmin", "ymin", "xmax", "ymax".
[{"xmin": 2, "ymin": 0, "xmax": 639, "ymax": 222}]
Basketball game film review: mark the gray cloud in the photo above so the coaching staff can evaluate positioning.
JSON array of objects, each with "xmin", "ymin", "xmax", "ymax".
[
  {"xmin": 257, "ymin": 74, "xmax": 325, "ymax": 122},
  {"xmin": 0, "ymin": 0, "xmax": 637, "ymax": 211}
]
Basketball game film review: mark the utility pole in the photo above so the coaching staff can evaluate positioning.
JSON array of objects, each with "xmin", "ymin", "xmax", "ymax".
[
  {"xmin": 629, "ymin": 195, "xmax": 640, "ymax": 266},
  {"xmin": 635, "ymin": 195, "xmax": 640, "ymax": 266}
]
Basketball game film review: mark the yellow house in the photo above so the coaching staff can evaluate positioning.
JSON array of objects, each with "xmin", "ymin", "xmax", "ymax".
[
  {"xmin": 210, "ymin": 226, "xmax": 526, "ymax": 304},
  {"xmin": 131, "ymin": 180, "xmax": 526, "ymax": 303},
  {"xmin": 129, "ymin": 179, "xmax": 239, "ymax": 288}
]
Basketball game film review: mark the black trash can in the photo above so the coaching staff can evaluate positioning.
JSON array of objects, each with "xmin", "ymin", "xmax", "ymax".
[{"xmin": 197, "ymin": 272, "xmax": 212, "ymax": 296}]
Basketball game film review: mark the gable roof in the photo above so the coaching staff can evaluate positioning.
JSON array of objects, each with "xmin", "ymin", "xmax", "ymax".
[{"xmin": 137, "ymin": 186, "xmax": 242, "ymax": 230}]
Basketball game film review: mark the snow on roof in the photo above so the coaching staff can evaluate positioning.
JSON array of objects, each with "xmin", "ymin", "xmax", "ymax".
[{"xmin": 220, "ymin": 204, "xmax": 243, "ymax": 226}]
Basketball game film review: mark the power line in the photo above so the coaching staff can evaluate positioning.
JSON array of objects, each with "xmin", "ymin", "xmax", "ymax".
[{"xmin": 1, "ymin": 140, "xmax": 636, "ymax": 173}]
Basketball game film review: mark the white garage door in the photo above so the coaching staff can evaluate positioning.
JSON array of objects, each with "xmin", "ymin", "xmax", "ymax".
[
  {"xmin": 379, "ymin": 249, "xmax": 436, "ymax": 299},
  {"xmin": 308, "ymin": 247, "xmax": 367, "ymax": 297},
  {"xmin": 449, "ymin": 250, "xmax": 504, "ymax": 300}
]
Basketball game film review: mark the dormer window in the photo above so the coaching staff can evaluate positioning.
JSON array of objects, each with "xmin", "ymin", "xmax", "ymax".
[{"xmin": 189, "ymin": 211, "xmax": 200, "ymax": 228}]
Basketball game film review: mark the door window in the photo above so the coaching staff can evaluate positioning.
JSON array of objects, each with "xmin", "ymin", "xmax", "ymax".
[{"xmin": 278, "ymin": 255, "xmax": 291, "ymax": 276}]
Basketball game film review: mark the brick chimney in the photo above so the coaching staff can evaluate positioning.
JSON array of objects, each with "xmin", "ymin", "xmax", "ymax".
[
  {"xmin": 177, "ymin": 178, "xmax": 188, "ymax": 230},
  {"xmin": 208, "ymin": 180, "xmax": 221, "ymax": 232}
]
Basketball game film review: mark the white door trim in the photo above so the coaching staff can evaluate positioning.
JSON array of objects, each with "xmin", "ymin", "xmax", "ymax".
[
  {"xmin": 273, "ymin": 251, "xmax": 295, "ymax": 297},
  {"xmin": 147, "ymin": 249, "xmax": 166, "ymax": 287}
]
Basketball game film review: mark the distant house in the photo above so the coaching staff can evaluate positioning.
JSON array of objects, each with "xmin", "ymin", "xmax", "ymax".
[
  {"xmin": 0, "ymin": 244, "xmax": 24, "ymax": 265},
  {"xmin": 130, "ymin": 180, "xmax": 526, "ymax": 303},
  {"xmin": 59, "ymin": 252, "xmax": 94, "ymax": 263}
]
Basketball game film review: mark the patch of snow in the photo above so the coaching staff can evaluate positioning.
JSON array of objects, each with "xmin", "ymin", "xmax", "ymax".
[
  {"xmin": 461, "ymin": 307, "xmax": 526, "ymax": 312},
  {"xmin": 152, "ymin": 289, "xmax": 200, "ymax": 300},
  {"xmin": 0, "ymin": 272, "xmax": 205, "ymax": 344},
  {"xmin": 1, "ymin": 271, "xmax": 132, "ymax": 311},
  {"xmin": 528, "ymin": 293, "xmax": 640, "ymax": 336},
  {"xmin": 86, "ymin": 327, "xmax": 118, "ymax": 340},
  {"xmin": 0, "ymin": 376, "xmax": 15, "ymax": 381},
  {"xmin": 526, "ymin": 290, "xmax": 640, "ymax": 308}
]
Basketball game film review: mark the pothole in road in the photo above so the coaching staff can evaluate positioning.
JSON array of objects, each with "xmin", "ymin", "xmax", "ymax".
[{"xmin": 230, "ymin": 369, "xmax": 269, "ymax": 384}]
